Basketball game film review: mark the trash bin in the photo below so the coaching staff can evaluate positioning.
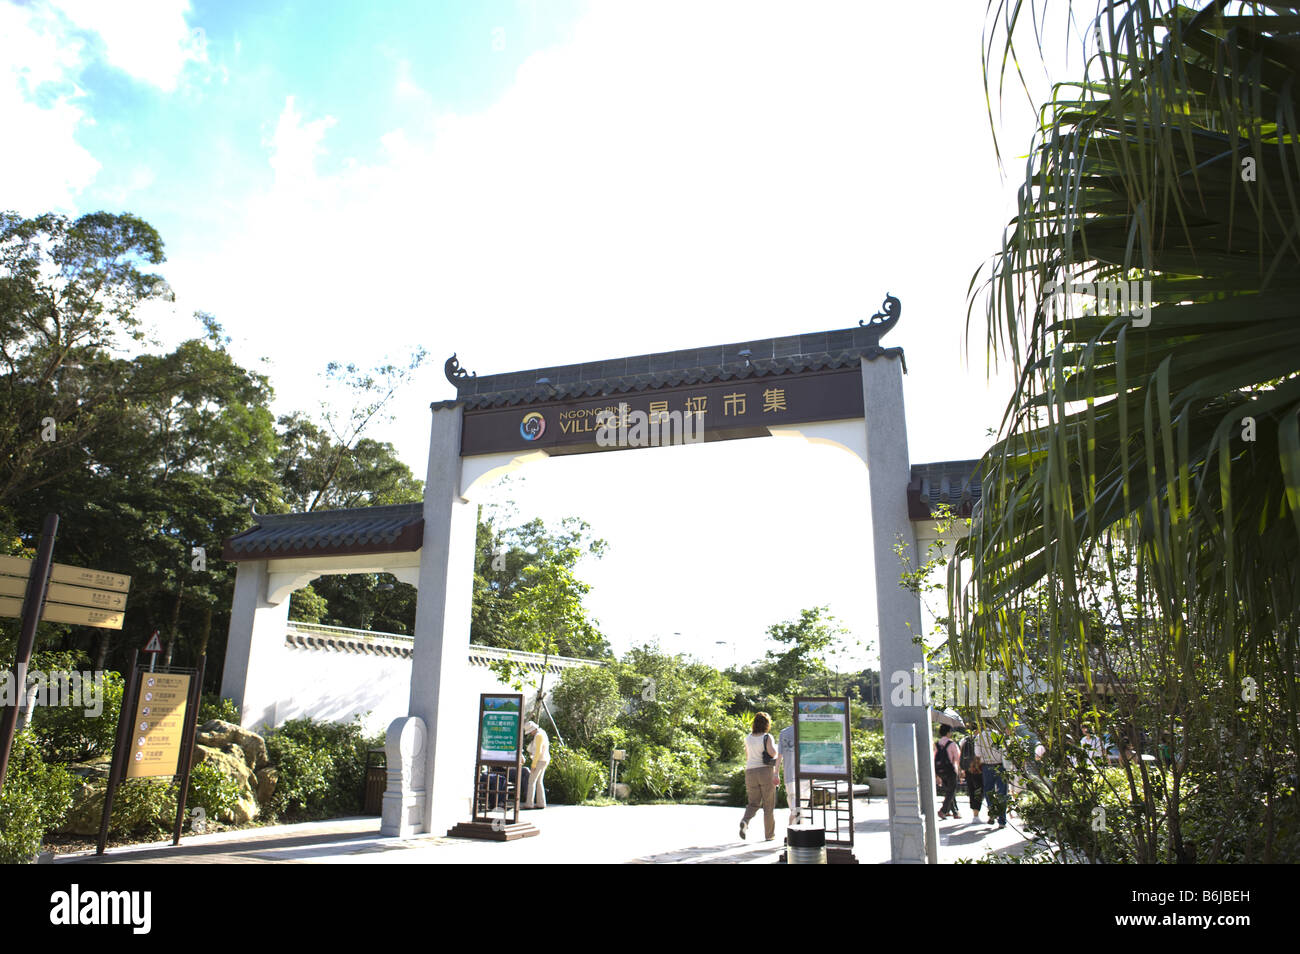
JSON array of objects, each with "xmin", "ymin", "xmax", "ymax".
[
  {"xmin": 786, "ymin": 825, "xmax": 827, "ymax": 864},
  {"xmin": 363, "ymin": 747, "xmax": 386, "ymax": 815}
]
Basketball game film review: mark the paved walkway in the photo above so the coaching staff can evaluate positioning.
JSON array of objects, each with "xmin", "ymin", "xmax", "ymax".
[{"xmin": 58, "ymin": 797, "xmax": 1032, "ymax": 865}]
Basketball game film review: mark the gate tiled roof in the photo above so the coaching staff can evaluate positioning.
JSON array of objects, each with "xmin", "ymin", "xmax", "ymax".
[
  {"xmin": 436, "ymin": 323, "xmax": 904, "ymax": 411},
  {"xmin": 222, "ymin": 503, "xmax": 424, "ymax": 561}
]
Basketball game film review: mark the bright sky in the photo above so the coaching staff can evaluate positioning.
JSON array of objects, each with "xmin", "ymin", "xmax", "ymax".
[{"xmin": 2, "ymin": 0, "xmax": 1082, "ymax": 671}]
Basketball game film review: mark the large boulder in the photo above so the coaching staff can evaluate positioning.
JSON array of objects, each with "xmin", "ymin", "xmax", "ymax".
[
  {"xmin": 254, "ymin": 766, "xmax": 279, "ymax": 805},
  {"xmin": 193, "ymin": 744, "xmax": 259, "ymax": 824},
  {"xmin": 195, "ymin": 720, "xmax": 269, "ymax": 771}
]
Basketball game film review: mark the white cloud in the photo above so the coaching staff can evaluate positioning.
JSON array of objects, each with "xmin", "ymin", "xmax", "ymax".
[
  {"xmin": 0, "ymin": 3, "xmax": 99, "ymax": 213},
  {"xmin": 49, "ymin": 0, "xmax": 207, "ymax": 93}
]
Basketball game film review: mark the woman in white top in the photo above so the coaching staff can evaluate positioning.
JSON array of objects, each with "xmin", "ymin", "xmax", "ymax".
[{"xmin": 739, "ymin": 711, "xmax": 780, "ymax": 841}]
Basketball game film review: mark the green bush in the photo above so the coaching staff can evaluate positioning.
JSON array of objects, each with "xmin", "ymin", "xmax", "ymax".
[
  {"xmin": 552, "ymin": 666, "xmax": 621, "ymax": 751},
  {"xmin": 0, "ymin": 730, "xmax": 75, "ymax": 863},
  {"xmin": 108, "ymin": 778, "xmax": 177, "ymax": 838},
  {"xmin": 186, "ymin": 759, "xmax": 241, "ymax": 823},
  {"xmin": 852, "ymin": 727, "xmax": 886, "ymax": 781},
  {"xmin": 623, "ymin": 743, "xmax": 705, "ymax": 800},
  {"xmin": 28, "ymin": 670, "xmax": 124, "ymax": 763},
  {"xmin": 585, "ymin": 725, "xmax": 629, "ymax": 763},
  {"xmin": 264, "ymin": 717, "xmax": 379, "ymax": 820},
  {"xmin": 544, "ymin": 745, "xmax": 604, "ymax": 804},
  {"xmin": 198, "ymin": 693, "xmax": 240, "ymax": 725}
]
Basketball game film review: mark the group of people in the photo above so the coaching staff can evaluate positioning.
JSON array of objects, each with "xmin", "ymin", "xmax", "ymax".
[{"xmin": 932, "ymin": 722, "xmax": 1010, "ymax": 827}]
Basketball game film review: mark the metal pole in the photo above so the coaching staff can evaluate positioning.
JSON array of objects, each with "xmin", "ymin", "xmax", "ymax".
[
  {"xmin": 0, "ymin": 513, "xmax": 59, "ymax": 792},
  {"xmin": 172, "ymin": 654, "xmax": 206, "ymax": 845},
  {"xmin": 97, "ymin": 651, "xmax": 140, "ymax": 856}
]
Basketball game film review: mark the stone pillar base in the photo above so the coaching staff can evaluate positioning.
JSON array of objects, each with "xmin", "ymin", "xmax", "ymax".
[
  {"xmin": 379, "ymin": 716, "xmax": 427, "ymax": 838},
  {"xmin": 887, "ymin": 723, "xmax": 926, "ymax": 863}
]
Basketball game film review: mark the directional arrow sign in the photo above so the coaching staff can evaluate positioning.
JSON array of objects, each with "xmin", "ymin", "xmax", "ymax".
[
  {"xmin": 0, "ymin": 596, "xmax": 125, "ymax": 630},
  {"xmin": 0, "ymin": 554, "xmax": 130, "ymax": 593},
  {"xmin": 0, "ymin": 575, "xmax": 127, "ymax": 611}
]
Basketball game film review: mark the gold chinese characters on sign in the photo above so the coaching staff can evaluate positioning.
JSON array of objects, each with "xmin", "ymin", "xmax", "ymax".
[{"xmin": 126, "ymin": 673, "xmax": 190, "ymax": 778}]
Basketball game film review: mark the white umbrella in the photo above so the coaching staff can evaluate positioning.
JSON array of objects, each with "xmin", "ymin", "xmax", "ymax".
[{"xmin": 935, "ymin": 708, "xmax": 965, "ymax": 728}]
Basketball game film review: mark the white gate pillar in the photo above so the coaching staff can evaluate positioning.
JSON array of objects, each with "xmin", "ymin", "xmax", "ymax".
[
  {"xmin": 404, "ymin": 404, "xmax": 479, "ymax": 836},
  {"xmin": 220, "ymin": 558, "xmax": 292, "ymax": 730},
  {"xmin": 861, "ymin": 355, "xmax": 938, "ymax": 864}
]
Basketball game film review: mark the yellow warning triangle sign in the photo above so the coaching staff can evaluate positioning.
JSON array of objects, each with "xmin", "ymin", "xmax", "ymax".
[{"xmin": 143, "ymin": 632, "xmax": 163, "ymax": 654}]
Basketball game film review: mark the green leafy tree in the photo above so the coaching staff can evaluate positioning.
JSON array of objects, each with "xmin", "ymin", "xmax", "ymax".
[
  {"xmin": 756, "ymin": 607, "xmax": 848, "ymax": 703},
  {"xmin": 957, "ymin": 1, "xmax": 1300, "ymax": 862}
]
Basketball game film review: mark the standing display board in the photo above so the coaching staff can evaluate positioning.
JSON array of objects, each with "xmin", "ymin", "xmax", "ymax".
[
  {"xmin": 792, "ymin": 696, "xmax": 857, "ymax": 861},
  {"xmin": 126, "ymin": 673, "xmax": 191, "ymax": 778},
  {"xmin": 97, "ymin": 651, "xmax": 206, "ymax": 855},
  {"xmin": 447, "ymin": 693, "xmax": 539, "ymax": 842}
]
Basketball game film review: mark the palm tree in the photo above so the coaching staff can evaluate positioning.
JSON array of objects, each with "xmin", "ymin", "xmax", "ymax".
[{"xmin": 953, "ymin": 1, "xmax": 1300, "ymax": 862}]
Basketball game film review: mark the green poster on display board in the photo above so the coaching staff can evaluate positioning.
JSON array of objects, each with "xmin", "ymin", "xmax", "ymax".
[
  {"xmin": 794, "ymin": 698, "xmax": 850, "ymax": 778},
  {"xmin": 479, "ymin": 695, "xmax": 521, "ymax": 763}
]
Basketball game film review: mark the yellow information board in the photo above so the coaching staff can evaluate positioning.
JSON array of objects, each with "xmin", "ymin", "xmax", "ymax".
[{"xmin": 125, "ymin": 673, "xmax": 191, "ymax": 778}]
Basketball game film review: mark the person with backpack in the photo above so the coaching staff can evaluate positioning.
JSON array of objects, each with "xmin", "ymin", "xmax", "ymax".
[
  {"xmin": 934, "ymin": 724, "xmax": 962, "ymax": 819},
  {"xmin": 739, "ymin": 711, "xmax": 780, "ymax": 841},
  {"xmin": 960, "ymin": 730, "xmax": 983, "ymax": 820}
]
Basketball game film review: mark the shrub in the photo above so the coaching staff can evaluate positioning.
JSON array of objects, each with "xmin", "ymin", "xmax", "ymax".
[
  {"xmin": 198, "ymin": 693, "xmax": 240, "ymax": 725},
  {"xmin": 28, "ymin": 670, "xmax": 124, "ymax": 763},
  {"xmin": 108, "ymin": 778, "xmax": 177, "ymax": 838},
  {"xmin": 0, "ymin": 730, "xmax": 75, "ymax": 863},
  {"xmin": 852, "ymin": 727, "xmax": 886, "ymax": 781},
  {"xmin": 187, "ymin": 759, "xmax": 241, "ymax": 824},
  {"xmin": 264, "ymin": 717, "xmax": 378, "ymax": 820},
  {"xmin": 544, "ymin": 745, "xmax": 604, "ymax": 804},
  {"xmin": 623, "ymin": 743, "xmax": 705, "ymax": 800},
  {"xmin": 551, "ymin": 666, "xmax": 621, "ymax": 751},
  {"xmin": 585, "ymin": 725, "xmax": 629, "ymax": 764}
]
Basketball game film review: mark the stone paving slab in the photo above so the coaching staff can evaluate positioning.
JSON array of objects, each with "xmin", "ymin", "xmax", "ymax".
[{"xmin": 58, "ymin": 798, "xmax": 1032, "ymax": 865}]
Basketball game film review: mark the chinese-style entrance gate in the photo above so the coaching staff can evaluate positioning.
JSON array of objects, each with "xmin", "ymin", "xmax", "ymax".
[
  {"xmin": 408, "ymin": 298, "xmax": 941, "ymax": 863},
  {"xmin": 221, "ymin": 297, "xmax": 971, "ymax": 863}
]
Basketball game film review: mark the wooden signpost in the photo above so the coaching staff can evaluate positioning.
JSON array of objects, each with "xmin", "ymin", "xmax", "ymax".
[
  {"xmin": 0, "ymin": 514, "xmax": 133, "ymax": 792},
  {"xmin": 97, "ymin": 649, "xmax": 206, "ymax": 855},
  {"xmin": 447, "ymin": 693, "xmax": 539, "ymax": 841}
]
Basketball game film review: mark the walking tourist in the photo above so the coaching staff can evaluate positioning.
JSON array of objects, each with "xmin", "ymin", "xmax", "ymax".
[
  {"xmin": 522, "ymin": 720, "xmax": 550, "ymax": 810},
  {"xmin": 975, "ymin": 724, "xmax": 1008, "ymax": 828},
  {"xmin": 739, "ymin": 712, "xmax": 779, "ymax": 841},
  {"xmin": 960, "ymin": 730, "xmax": 983, "ymax": 821},
  {"xmin": 934, "ymin": 724, "xmax": 961, "ymax": 819}
]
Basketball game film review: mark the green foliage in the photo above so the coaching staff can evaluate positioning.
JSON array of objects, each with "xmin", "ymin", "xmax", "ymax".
[
  {"xmin": 551, "ymin": 666, "xmax": 621, "ymax": 751},
  {"xmin": 28, "ymin": 670, "xmax": 124, "ymax": 763},
  {"xmin": 264, "ymin": 717, "xmax": 378, "ymax": 820},
  {"xmin": 106, "ymin": 778, "xmax": 177, "ymax": 839},
  {"xmin": 756, "ymin": 607, "xmax": 847, "ymax": 701},
  {"xmin": 197, "ymin": 693, "xmax": 240, "ymax": 725},
  {"xmin": 623, "ymin": 742, "xmax": 705, "ymax": 800},
  {"xmin": 963, "ymin": 2, "xmax": 1300, "ymax": 863},
  {"xmin": 186, "ymin": 760, "xmax": 242, "ymax": 824},
  {"xmin": 0, "ymin": 730, "xmax": 75, "ymax": 863},
  {"xmin": 852, "ymin": 727, "xmax": 886, "ymax": 781},
  {"xmin": 544, "ymin": 745, "xmax": 604, "ymax": 804},
  {"xmin": 473, "ymin": 502, "xmax": 610, "ymax": 664}
]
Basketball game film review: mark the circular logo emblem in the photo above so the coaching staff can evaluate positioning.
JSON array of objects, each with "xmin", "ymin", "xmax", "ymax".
[{"xmin": 520, "ymin": 412, "xmax": 546, "ymax": 441}]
